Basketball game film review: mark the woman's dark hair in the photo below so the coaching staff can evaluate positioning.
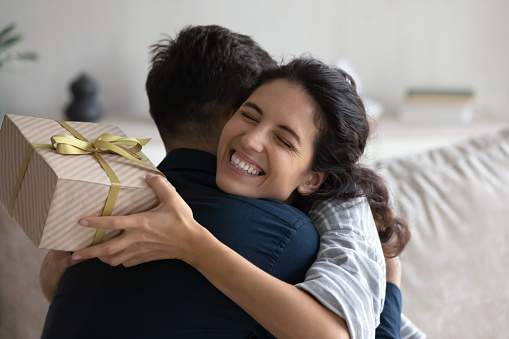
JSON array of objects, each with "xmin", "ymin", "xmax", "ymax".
[{"xmin": 256, "ymin": 57, "xmax": 410, "ymax": 257}]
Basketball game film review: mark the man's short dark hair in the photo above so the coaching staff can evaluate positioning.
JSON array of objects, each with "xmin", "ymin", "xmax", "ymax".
[{"xmin": 146, "ymin": 25, "xmax": 277, "ymax": 144}]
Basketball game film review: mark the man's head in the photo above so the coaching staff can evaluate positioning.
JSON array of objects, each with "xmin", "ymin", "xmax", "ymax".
[{"xmin": 146, "ymin": 25, "xmax": 277, "ymax": 153}]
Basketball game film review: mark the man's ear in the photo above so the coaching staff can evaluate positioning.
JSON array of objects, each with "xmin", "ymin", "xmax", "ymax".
[{"xmin": 297, "ymin": 171, "xmax": 327, "ymax": 196}]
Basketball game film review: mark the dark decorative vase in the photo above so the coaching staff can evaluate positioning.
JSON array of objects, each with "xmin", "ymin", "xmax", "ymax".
[{"xmin": 65, "ymin": 73, "xmax": 103, "ymax": 122}]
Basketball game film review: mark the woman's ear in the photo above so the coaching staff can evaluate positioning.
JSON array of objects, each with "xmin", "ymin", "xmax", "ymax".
[{"xmin": 297, "ymin": 171, "xmax": 327, "ymax": 196}]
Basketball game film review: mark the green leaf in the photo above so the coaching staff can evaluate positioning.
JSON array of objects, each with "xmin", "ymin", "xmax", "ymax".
[
  {"xmin": 0, "ymin": 24, "xmax": 16, "ymax": 44},
  {"xmin": 0, "ymin": 35, "xmax": 22, "ymax": 55},
  {"xmin": 15, "ymin": 51, "xmax": 38, "ymax": 61}
]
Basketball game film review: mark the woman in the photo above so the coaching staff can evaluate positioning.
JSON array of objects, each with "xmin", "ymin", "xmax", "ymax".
[
  {"xmin": 69, "ymin": 57, "xmax": 410, "ymax": 338},
  {"xmin": 213, "ymin": 57, "xmax": 410, "ymax": 338}
]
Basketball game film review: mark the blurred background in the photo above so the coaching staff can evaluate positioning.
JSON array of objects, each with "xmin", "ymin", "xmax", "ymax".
[
  {"xmin": 1, "ymin": 0, "xmax": 508, "ymax": 163},
  {"xmin": 2, "ymin": 3, "xmax": 509, "ymax": 338}
]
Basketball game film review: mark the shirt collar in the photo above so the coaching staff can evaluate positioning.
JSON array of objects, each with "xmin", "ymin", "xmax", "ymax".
[{"xmin": 157, "ymin": 148, "xmax": 217, "ymax": 175}]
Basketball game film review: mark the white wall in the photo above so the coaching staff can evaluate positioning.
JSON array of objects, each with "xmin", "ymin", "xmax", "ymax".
[{"xmin": 1, "ymin": 0, "xmax": 508, "ymax": 120}]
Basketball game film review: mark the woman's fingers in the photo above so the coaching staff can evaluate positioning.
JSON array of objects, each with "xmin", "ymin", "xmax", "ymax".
[
  {"xmin": 68, "ymin": 174, "xmax": 190, "ymax": 267},
  {"xmin": 98, "ymin": 248, "xmax": 132, "ymax": 267},
  {"xmin": 76, "ymin": 173, "xmax": 175, "ymax": 229},
  {"xmin": 145, "ymin": 173, "xmax": 177, "ymax": 205},
  {"xmin": 78, "ymin": 213, "xmax": 145, "ymax": 230},
  {"xmin": 72, "ymin": 234, "xmax": 128, "ymax": 262},
  {"xmin": 146, "ymin": 173, "xmax": 194, "ymax": 223}
]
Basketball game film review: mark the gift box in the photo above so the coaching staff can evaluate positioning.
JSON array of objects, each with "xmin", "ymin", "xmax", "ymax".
[{"xmin": 0, "ymin": 114, "xmax": 160, "ymax": 251}]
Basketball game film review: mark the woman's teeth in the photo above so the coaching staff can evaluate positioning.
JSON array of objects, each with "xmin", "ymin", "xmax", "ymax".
[{"xmin": 230, "ymin": 152, "xmax": 261, "ymax": 175}]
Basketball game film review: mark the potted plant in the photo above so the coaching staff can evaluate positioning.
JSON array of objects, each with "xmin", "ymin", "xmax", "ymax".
[
  {"xmin": 0, "ymin": 23, "xmax": 37, "ymax": 125},
  {"xmin": 0, "ymin": 23, "xmax": 37, "ymax": 68}
]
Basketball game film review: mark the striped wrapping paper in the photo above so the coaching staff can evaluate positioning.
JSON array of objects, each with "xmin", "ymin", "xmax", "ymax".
[{"xmin": 0, "ymin": 114, "xmax": 159, "ymax": 251}]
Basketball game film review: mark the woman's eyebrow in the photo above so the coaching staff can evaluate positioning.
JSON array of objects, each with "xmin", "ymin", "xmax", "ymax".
[{"xmin": 244, "ymin": 101, "xmax": 262, "ymax": 115}]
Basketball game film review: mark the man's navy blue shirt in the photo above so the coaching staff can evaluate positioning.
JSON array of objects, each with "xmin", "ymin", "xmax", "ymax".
[
  {"xmin": 41, "ymin": 149, "xmax": 319, "ymax": 339},
  {"xmin": 375, "ymin": 283, "xmax": 403, "ymax": 339}
]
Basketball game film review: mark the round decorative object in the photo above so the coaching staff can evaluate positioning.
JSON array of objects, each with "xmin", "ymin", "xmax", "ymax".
[{"xmin": 65, "ymin": 73, "xmax": 103, "ymax": 122}]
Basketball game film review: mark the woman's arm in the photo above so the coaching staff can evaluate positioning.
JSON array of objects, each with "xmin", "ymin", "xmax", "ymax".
[
  {"xmin": 296, "ymin": 198, "xmax": 387, "ymax": 339},
  {"xmin": 191, "ymin": 225, "xmax": 349, "ymax": 339},
  {"xmin": 72, "ymin": 174, "xmax": 350, "ymax": 339}
]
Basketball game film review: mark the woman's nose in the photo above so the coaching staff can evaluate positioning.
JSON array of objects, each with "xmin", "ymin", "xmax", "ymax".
[{"xmin": 241, "ymin": 127, "xmax": 265, "ymax": 153}]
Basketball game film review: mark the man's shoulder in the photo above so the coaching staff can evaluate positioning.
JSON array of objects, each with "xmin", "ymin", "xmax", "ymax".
[
  {"xmin": 227, "ymin": 194, "xmax": 312, "ymax": 228},
  {"xmin": 221, "ymin": 195, "xmax": 318, "ymax": 284}
]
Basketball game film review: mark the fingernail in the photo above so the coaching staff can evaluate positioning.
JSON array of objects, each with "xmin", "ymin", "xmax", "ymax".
[
  {"xmin": 72, "ymin": 254, "xmax": 82, "ymax": 261},
  {"xmin": 78, "ymin": 219, "xmax": 88, "ymax": 226},
  {"xmin": 146, "ymin": 173, "xmax": 155, "ymax": 179}
]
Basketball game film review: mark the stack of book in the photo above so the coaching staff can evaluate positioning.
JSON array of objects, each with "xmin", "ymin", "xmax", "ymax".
[{"xmin": 400, "ymin": 88, "xmax": 474, "ymax": 124}]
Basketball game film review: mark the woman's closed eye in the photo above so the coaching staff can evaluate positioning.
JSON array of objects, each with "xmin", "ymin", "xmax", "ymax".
[
  {"xmin": 275, "ymin": 135, "xmax": 294, "ymax": 149},
  {"xmin": 241, "ymin": 112, "xmax": 258, "ymax": 123}
]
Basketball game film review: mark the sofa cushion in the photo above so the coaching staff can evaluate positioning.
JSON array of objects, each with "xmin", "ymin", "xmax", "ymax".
[
  {"xmin": 376, "ymin": 127, "xmax": 509, "ymax": 338},
  {"xmin": 0, "ymin": 204, "xmax": 48, "ymax": 339}
]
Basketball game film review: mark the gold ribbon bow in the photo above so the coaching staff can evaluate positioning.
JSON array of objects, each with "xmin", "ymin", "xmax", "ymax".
[{"xmin": 51, "ymin": 133, "xmax": 153, "ymax": 168}]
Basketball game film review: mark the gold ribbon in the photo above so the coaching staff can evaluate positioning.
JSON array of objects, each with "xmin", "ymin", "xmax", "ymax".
[
  {"xmin": 8, "ymin": 120, "xmax": 161, "ymax": 246},
  {"xmin": 7, "ymin": 143, "xmax": 53, "ymax": 214},
  {"xmin": 51, "ymin": 133, "xmax": 154, "ymax": 169}
]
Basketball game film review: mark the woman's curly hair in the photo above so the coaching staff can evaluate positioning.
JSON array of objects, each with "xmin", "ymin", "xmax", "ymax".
[{"xmin": 256, "ymin": 57, "xmax": 410, "ymax": 257}]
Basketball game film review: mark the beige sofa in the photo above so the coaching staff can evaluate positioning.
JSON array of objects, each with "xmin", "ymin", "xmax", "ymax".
[
  {"xmin": 1, "ymin": 126, "xmax": 509, "ymax": 338},
  {"xmin": 377, "ymin": 126, "xmax": 509, "ymax": 338}
]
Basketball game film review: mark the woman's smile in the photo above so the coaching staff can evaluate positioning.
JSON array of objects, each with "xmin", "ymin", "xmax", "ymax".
[
  {"xmin": 229, "ymin": 151, "xmax": 264, "ymax": 176},
  {"xmin": 216, "ymin": 79, "xmax": 324, "ymax": 202}
]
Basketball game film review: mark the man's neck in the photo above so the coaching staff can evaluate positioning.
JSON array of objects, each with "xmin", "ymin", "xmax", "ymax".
[{"xmin": 164, "ymin": 139, "xmax": 217, "ymax": 156}]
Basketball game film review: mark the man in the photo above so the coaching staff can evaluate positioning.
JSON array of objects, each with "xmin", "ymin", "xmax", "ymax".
[{"xmin": 40, "ymin": 25, "xmax": 402, "ymax": 338}]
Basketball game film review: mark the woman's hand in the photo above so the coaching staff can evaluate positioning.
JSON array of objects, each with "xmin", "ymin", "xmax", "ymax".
[
  {"xmin": 39, "ymin": 250, "xmax": 85, "ymax": 303},
  {"xmin": 71, "ymin": 173, "xmax": 203, "ymax": 267}
]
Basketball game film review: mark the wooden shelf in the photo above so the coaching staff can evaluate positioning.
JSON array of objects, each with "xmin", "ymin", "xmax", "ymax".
[{"xmin": 363, "ymin": 117, "xmax": 509, "ymax": 164}]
